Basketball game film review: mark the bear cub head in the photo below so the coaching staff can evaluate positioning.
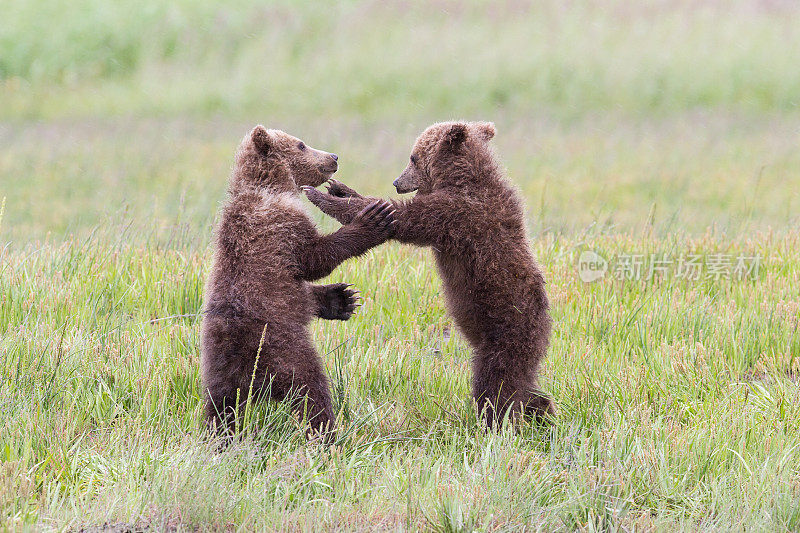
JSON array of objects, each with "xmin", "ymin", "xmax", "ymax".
[
  {"xmin": 393, "ymin": 121, "xmax": 496, "ymax": 195},
  {"xmin": 233, "ymin": 125, "xmax": 339, "ymax": 192}
]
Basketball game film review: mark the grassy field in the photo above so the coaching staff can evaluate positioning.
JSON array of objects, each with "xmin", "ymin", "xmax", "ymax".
[{"xmin": 2, "ymin": 1, "xmax": 800, "ymax": 531}]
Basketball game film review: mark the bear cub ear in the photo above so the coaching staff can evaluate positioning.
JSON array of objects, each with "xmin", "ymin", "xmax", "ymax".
[
  {"xmin": 474, "ymin": 121, "xmax": 496, "ymax": 141},
  {"xmin": 251, "ymin": 125, "xmax": 272, "ymax": 154},
  {"xmin": 443, "ymin": 123, "xmax": 468, "ymax": 149}
]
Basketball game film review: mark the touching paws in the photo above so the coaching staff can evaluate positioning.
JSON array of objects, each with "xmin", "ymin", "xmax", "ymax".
[
  {"xmin": 317, "ymin": 283, "xmax": 359, "ymax": 321},
  {"xmin": 302, "ymin": 180, "xmax": 363, "ymax": 211}
]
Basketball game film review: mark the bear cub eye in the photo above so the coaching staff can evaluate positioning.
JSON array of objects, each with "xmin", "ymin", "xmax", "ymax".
[
  {"xmin": 298, "ymin": 142, "xmax": 306, "ymax": 151},
  {"xmin": 410, "ymin": 155, "xmax": 418, "ymax": 165}
]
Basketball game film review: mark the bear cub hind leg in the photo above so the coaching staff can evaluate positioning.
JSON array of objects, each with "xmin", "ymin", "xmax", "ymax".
[{"xmin": 473, "ymin": 364, "xmax": 556, "ymax": 428}]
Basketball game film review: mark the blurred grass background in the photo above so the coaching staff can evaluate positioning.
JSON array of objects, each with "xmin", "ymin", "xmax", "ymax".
[
  {"xmin": 3, "ymin": 0, "xmax": 800, "ymax": 119},
  {"xmin": 2, "ymin": 0, "xmax": 799, "ymax": 242}
]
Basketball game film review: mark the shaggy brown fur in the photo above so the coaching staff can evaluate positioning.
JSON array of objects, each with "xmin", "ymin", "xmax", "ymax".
[
  {"xmin": 201, "ymin": 126, "xmax": 395, "ymax": 438},
  {"xmin": 304, "ymin": 121, "xmax": 555, "ymax": 426}
]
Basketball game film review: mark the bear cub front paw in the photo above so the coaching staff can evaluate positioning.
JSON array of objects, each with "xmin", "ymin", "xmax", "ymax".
[
  {"xmin": 316, "ymin": 283, "xmax": 359, "ymax": 321},
  {"xmin": 326, "ymin": 179, "xmax": 362, "ymax": 198},
  {"xmin": 301, "ymin": 185, "xmax": 329, "ymax": 208},
  {"xmin": 351, "ymin": 200, "xmax": 396, "ymax": 243}
]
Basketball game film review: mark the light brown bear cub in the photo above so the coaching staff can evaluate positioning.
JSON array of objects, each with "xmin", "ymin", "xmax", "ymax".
[
  {"xmin": 304, "ymin": 121, "xmax": 555, "ymax": 427},
  {"xmin": 201, "ymin": 126, "xmax": 395, "ymax": 438}
]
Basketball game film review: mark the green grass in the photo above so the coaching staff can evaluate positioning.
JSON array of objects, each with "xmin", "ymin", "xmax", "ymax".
[
  {"xmin": 2, "ymin": 226, "xmax": 799, "ymax": 530},
  {"xmin": 2, "ymin": 0, "xmax": 800, "ymax": 531}
]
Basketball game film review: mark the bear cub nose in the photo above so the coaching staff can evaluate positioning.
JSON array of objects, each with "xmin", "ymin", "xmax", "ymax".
[{"xmin": 329, "ymin": 153, "xmax": 338, "ymax": 161}]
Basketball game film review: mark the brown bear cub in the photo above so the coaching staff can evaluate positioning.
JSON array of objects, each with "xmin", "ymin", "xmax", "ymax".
[
  {"xmin": 201, "ymin": 126, "xmax": 395, "ymax": 438},
  {"xmin": 303, "ymin": 121, "xmax": 555, "ymax": 427}
]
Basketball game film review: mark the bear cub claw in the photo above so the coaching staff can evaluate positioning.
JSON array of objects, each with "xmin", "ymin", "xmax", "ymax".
[{"xmin": 352, "ymin": 200, "xmax": 396, "ymax": 240}]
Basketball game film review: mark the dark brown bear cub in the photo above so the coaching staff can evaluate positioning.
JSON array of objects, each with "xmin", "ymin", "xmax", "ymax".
[
  {"xmin": 201, "ymin": 126, "xmax": 395, "ymax": 438},
  {"xmin": 304, "ymin": 121, "xmax": 554, "ymax": 427}
]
